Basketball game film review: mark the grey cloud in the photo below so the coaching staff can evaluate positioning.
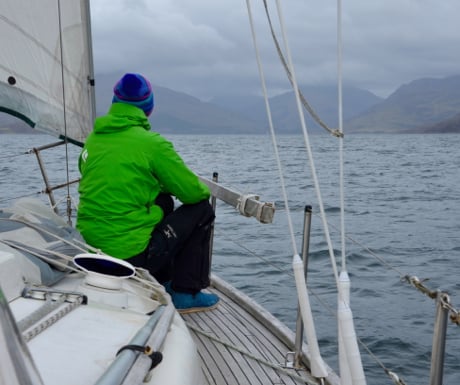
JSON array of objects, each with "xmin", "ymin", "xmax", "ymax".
[{"xmin": 90, "ymin": 0, "xmax": 460, "ymax": 100}]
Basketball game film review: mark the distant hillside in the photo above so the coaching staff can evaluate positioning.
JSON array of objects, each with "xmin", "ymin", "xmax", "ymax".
[
  {"xmin": 416, "ymin": 112, "xmax": 460, "ymax": 133},
  {"xmin": 2, "ymin": 73, "xmax": 460, "ymax": 135},
  {"xmin": 346, "ymin": 75, "xmax": 460, "ymax": 133},
  {"xmin": 94, "ymin": 73, "xmax": 263, "ymax": 135},
  {"xmin": 211, "ymin": 85, "xmax": 383, "ymax": 134}
]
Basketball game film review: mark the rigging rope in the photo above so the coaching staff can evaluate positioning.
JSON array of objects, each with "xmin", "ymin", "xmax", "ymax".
[
  {"xmin": 246, "ymin": 0, "xmax": 342, "ymax": 286},
  {"xmin": 337, "ymin": 0, "xmax": 346, "ymax": 272},
  {"xmin": 0, "ymin": 217, "xmax": 96, "ymax": 254},
  {"xmin": 1, "ymin": 237, "xmax": 169, "ymax": 308},
  {"xmin": 215, "ymin": 217, "xmax": 460, "ymax": 385},
  {"xmin": 212, "ymin": 227, "xmax": 410, "ymax": 384},
  {"xmin": 262, "ymin": 0, "xmax": 347, "ymax": 275},
  {"xmin": 272, "ymin": 0, "xmax": 340, "ymax": 286},
  {"xmin": 262, "ymin": 0, "xmax": 342, "ymax": 138},
  {"xmin": 0, "ymin": 217, "xmax": 170, "ymax": 305},
  {"xmin": 245, "ymin": 0, "xmax": 298, "ymax": 256},
  {"xmin": 0, "ymin": 238, "xmax": 80, "ymax": 273},
  {"xmin": 56, "ymin": 0, "xmax": 73, "ymax": 226},
  {"xmin": 2, "ymin": 201, "xmax": 458, "ymax": 383}
]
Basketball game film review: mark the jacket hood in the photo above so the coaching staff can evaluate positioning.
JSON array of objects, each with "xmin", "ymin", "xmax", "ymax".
[{"xmin": 94, "ymin": 103, "xmax": 151, "ymax": 134}]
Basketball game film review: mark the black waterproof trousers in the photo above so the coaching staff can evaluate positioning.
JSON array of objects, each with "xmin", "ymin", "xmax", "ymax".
[{"xmin": 128, "ymin": 195, "xmax": 215, "ymax": 294}]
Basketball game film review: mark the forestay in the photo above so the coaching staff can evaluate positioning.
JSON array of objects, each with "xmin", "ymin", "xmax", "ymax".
[{"xmin": 0, "ymin": 0, "xmax": 95, "ymax": 145}]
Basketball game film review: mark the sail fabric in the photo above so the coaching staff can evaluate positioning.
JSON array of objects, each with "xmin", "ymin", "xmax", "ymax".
[{"xmin": 0, "ymin": 0, "xmax": 95, "ymax": 145}]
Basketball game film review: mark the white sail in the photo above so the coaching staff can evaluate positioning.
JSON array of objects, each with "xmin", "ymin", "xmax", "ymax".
[{"xmin": 0, "ymin": 0, "xmax": 95, "ymax": 145}]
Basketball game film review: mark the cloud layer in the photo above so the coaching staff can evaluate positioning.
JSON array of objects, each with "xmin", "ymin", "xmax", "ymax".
[{"xmin": 90, "ymin": 0, "xmax": 460, "ymax": 100}]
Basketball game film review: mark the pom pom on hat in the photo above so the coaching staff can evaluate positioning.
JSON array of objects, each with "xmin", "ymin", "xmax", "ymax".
[{"xmin": 112, "ymin": 73, "xmax": 154, "ymax": 116}]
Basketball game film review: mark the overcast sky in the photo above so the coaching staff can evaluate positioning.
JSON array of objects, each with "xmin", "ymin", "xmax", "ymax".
[{"xmin": 89, "ymin": 0, "xmax": 459, "ymax": 101}]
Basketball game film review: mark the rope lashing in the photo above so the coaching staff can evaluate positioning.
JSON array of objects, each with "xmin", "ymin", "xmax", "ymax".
[
  {"xmin": 236, "ymin": 193, "xmax": 259, "ymax": 217},
  {"xmin": 405, "ymin": 275, "xmax": 460, "ymax": 326},
  {"xmin": 116, "ymin": 344, "xmax": 163, "ymax": 370},
  {"xmin": 387, "ymin": 370, "xmax": 407, "ymax": 385},
  {"xmin": 236, "ymin": 194, "xmax": 274, "ymax": 223},
  {"xmin": 405, "ymin": 275, "xmax": 437, "ymax": 298},
  {"xmin": 440, "ymin": 293, "xmax": 460, "ymax": 326},
  {"xmin": 450, "ymin": 309, "xmax": 460, "ymax": 325}
]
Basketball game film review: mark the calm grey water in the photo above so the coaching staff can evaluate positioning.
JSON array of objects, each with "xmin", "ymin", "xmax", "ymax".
[{"xmin": 1, "ymin": 133, "xmax": 459, "ymax": 385}]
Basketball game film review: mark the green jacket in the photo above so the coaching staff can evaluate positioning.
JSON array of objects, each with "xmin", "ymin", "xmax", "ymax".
[{"xmin": 76, "ymin": 103, "xmax": 210, "ymax": 259}]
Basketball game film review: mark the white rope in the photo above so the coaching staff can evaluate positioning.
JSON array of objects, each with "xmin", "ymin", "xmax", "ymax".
[
  {"xmin": 335, "ymin": 3, "xmax": 366, "ymax": 384},
  {"xmin": 0, "ymin": 217, "xmax": 100, "ymax": 254},
  {"xmin": 337, "ymin": 0, "xmax": 346, "ymax": 272},
  {"xmin": 261, "ymin": 0, "xmax": 342, "ymax": 138},
  {"xmin": 0, "ymin": 239, "xmax": 80, "ymax": 273},
  {"xmin": 211, "ymin": 223, "xmax": 417, "ymax": 385},
  {"xmin": 247, "ymin": 2, "xmax": 333, "ymax": 379},
  {"xmin": 388, "ymin": 371, "xmax": 407, "ymax": 385},
  {"xmin": 245, "ymin": 0, "xmax": 298, "ymax": 256},
  {"xmin": 274, "ymin": 0, "xmax": 339, "ymax": 286}
]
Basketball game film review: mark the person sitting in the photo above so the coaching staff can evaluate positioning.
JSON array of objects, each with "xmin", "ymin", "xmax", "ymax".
[{"xmin": 76, "ymin": 73, "xmax": 219, "ymax": 313}]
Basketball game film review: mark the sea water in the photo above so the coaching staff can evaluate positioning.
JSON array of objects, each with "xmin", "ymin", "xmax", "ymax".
[{"xmin": 1, "ymin": 133, "xmax": 459, "ymax": 385}]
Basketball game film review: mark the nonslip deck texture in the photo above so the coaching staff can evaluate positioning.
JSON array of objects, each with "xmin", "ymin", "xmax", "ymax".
[{"xmin": 181, "ymin": 282, "xmax": 319, "ymax": 385}]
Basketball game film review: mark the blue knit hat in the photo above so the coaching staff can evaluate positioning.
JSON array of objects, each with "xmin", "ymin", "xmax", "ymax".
[{"xmin": 112, "ymin": 73, "xmax": 154, "ymax": 116}]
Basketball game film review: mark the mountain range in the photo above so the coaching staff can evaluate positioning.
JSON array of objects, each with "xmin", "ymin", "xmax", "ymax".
[{"xmin": 1, "ymin": 74, "xmax": 460, "ymax": 135}]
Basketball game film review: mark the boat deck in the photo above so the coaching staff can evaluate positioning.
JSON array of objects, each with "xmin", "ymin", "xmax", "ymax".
[{"xmin": 182, "ymin": 275, "xmax": 338, "ymax": 385}]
